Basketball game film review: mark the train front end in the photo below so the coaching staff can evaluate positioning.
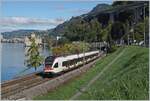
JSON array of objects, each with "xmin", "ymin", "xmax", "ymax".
[{"xmin": 44, "ymin": 56, "xmax": 55, "ymax": 74}]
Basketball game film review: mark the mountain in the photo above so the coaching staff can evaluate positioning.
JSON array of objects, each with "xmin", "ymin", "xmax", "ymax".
[
  {"xmin": 0, "ymin": 4, "xmax": 117, "ymax": 39},
  {"xmin": 50, "ymin": 1, "xmax": 149, "ymax": 37},
  {"xmin": 2, "ymin": 2, "xmax": 147, "ymax": 39},
  {"xmin": 89, "ymin": 4, "xmax": 111, "ymax": 14},
  {"xmin": 1, "ymin": 29, "xmax": 48, "ymax": 39},
  {"xmin": 51, "ymin": 4, "xmax": 111, "ymax": 36}
]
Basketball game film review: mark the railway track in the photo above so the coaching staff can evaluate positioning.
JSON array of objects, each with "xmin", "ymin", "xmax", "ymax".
[
  {"xmin": 1, "ymin": 72, "xmax": 51, "ymax": 99},
  {"xmin": 1, "ymin": 67, "xmax": 82, "ymax": 99},
  {"xmin": 2, "ymin": 73, "xmax": 39, "ymax": 88},
  {"xmin": 1, "ymin": 53, "xmax": 105, "ymax": 100}
]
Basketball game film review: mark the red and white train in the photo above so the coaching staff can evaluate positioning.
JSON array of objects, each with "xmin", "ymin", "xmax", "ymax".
[{"xmin": 44, "ymin": 50, "xmax": 103, "ymax": 74}]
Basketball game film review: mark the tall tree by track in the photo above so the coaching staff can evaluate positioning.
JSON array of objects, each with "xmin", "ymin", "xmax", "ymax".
[{"xmin": 26, "ymin": 37, "xmax": 43, "ymax": 71}]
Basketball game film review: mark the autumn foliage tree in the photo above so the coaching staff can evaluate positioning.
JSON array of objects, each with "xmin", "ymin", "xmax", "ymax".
[{"xmin": 52, "ymin": 42, "xmax": 90, "ymax": 57}]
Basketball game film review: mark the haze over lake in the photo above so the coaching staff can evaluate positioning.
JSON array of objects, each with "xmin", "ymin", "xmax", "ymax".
[{"xmin": 1, "ymin": 43, "xmax": 50, "ymax": 82}]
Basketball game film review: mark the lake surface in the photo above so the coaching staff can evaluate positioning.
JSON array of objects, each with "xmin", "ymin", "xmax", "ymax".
[{"xmin": 1, "ymin": 43, "xmax": 50, "ymax": 82}]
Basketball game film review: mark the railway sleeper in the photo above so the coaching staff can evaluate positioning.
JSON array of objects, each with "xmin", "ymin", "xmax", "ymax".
[
  {"xmin": 2, "ymin": 79, "xmax": 48, "ymax": 99},
  {"xmin": 2, "ymin": 76, "xmax": 42, "ymax": 94},
  {"xmin": 2, "ymin": 75, "xmax": 38, "ymax": 88}
]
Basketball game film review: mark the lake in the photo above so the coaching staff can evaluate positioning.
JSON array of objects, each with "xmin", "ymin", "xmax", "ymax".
[{"xmin": 1, "ymin": 43, "xmax": 50, "ymax": 82}]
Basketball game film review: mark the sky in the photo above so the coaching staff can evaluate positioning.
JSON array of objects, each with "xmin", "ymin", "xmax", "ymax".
[{"xmin": 0, "ymin": 0, "xmax": 113, "ymax": 32}]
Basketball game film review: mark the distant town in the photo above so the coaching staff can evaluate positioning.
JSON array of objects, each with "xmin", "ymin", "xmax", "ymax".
[{"xmin": 0, "ymin": 33, "xmax": 42, "ymax": 47}]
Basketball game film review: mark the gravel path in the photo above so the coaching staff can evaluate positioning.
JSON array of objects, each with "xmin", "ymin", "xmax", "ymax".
[{"xmin": 70, "ymin": 49, "xmax": 125, "ymax": 100}]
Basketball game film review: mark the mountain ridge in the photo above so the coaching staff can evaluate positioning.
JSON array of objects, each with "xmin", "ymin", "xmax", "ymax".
[{"xmin": 1, "ymin": 3, "xmax": 110, "ymax": 39}]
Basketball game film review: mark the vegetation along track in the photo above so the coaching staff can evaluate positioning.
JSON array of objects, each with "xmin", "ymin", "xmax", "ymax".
[
  {"xmin": 34, "ymin": 46, "xmax": 148, "ymax": 100},
  {"xmin": 1, "ymin": 53, "xmax": 104, "ymax": 100}
]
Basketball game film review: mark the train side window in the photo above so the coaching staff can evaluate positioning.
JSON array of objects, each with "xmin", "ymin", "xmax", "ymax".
[
  {"xmin": 62, "ymin": 61, "xmax": 65, "ymax": 66},
  {"xmin": 75, "ymin": 59, "xmax": 78, "ymax": 63},
  {"xmin": 63, "ymin": 61, "xmax": 68, "ymax": 67},
  {"xmin": 70, "ymin": 59, "xmax": 74, "ymax": 65},
  {"xmin": 66, "ymin": 61, "xmax": 69, "ymax": 66},
  {"xmin": 54, "ymin": 63, "xmax": 58, "ymax": 68}
]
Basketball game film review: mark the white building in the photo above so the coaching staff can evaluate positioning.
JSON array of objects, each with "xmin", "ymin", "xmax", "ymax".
[
  {"xmin": 0, "ymin": 34, "xmax": 3, "ymax": 42},
  {"xmin": 24, "ymin": 33, "xmax": 42, "ymax": 47}
]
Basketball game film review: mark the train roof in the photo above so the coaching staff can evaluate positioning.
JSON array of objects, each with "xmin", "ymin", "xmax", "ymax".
[
  {"xmin": 55, "ymin": 50, "xmax": 99, "ymax": 62},
  {"xmin": 45, "ymin": 56, "xmax": 56, "ymax": 61}
]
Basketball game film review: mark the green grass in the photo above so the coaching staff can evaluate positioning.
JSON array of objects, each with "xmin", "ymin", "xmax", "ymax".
[{"xmin": 34, "ymin": 46, "xmax": 149, "ymax": 100}]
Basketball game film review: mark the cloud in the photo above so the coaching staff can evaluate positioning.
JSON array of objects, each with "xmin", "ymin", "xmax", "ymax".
[
  {"xmin": 0, "ymin": 17, "xmax": 65, "ymax": 32},
  {"xmin": 0, "ymin": 17, "xmax": 65, "ymax": 27}
]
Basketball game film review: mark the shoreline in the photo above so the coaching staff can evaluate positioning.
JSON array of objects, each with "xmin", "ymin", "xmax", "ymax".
[{"xmin": 1, "ymin": 71, "xmax": 42, "ymax": 84}]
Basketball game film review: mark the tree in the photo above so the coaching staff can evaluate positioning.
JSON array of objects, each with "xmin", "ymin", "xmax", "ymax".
[
  {"xmin": 57, "ymin": 37, "xmax": 69, "ymax": 45},
  {"xmin": 44, "ymin": 35, "xmax": 54, "ymax": 50},
  {"xmin": 89, "ymin": 18, "xmax": 103, "ymax": 42},
  {"xmin": 101, "ymin": 28, "xmax": 109, "ymax": 41},
  {"xmin": 101, "ymin": 21, "xmax": 113, "ymax": 52},
  {"xmin": 111, "ymin": 21, "xmax": 125, "ymax": 44},
  {"xmin": 51, "ymin": 42, "xmax": 90, "ymax": 56},
  {"xmin": 64, "ymin": 19, "xmax": 90, "ymax": 42},
  {"xmin": 122, "ymin": 20, "xmax": 130, "ymax": 44},
  {"xmin": 26, "ymin": 37, "xmax": 43, "ymax": 71},
  {"xmin": 104, "ymin": 22, "xmax": 112, "ymax": 42},
  {"xmin": 112, "ymin": 1, "xmax": 135, "ymax": 6},
  {"xmin": 134, "ymin": 17, "xmax": 149, "ymax": 43},
  {"xmin": 52, "ymin": 46, "xmax": 62, "ymax": 56}
]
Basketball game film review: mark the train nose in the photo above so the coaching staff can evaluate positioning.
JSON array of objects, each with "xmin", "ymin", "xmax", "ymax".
[{"xmin": 44, "ymin": 66, "xmax": 53, "ymax": 72}]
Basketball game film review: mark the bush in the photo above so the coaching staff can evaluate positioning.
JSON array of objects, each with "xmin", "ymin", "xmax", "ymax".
[
  {"xmin": 52, "ymin": 42, "xmax": 90, "ymax": 56},
  {"xmin": 107, "ymin": 45, "xmax": 118, "ymax": 53}
]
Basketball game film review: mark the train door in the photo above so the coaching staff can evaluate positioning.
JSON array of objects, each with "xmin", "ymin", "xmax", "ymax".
[{"xmin": 53, "ymin": 60, "xmax": 64, "ymax": 73}]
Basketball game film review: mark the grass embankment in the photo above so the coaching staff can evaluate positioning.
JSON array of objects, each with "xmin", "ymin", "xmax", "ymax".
[{"xmin": 34, "ymin": 46, "xmax": 149, "ymax": 100}]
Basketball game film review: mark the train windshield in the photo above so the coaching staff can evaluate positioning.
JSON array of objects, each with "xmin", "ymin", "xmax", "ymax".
[{"xmin": 45, "ymin": 56, "xmax": 55, "ymax": 66}]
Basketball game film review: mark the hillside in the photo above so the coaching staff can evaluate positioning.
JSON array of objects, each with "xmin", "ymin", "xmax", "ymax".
[
  {"xmin": 1, "ymin": 28, "xmax": 61, "ymax": 39},
  {"xmin": 50, "ymin": 1, "xmax": 149, "ymax": 38},
  {"xmin": 34, "ymin": 46, "xmax": 149, "ymax": 100},
  {"xmin": 52, "ymin": 4, "xmax": 111, "ymax": 36}
]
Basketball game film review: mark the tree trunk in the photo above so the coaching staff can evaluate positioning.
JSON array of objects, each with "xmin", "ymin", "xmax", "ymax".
[{"xmin": 35, "ymin": 67, "xmax": 37, "ymax": 71}]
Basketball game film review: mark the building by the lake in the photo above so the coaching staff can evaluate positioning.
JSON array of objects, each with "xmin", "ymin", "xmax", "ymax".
[
  {"xmin": 1, "ymin": 34, "xmax": 24, "ymax": 43},
  {"xmin": 24, "ymin": 33, "xmax": 42, "ymax": 47},
  {"xmin": 0, "ymin": 34, "xmax": 3, "ymax": 42}
]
